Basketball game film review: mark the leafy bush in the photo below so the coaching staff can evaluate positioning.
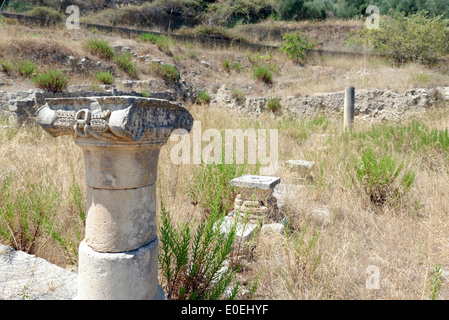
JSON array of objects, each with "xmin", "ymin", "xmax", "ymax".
[
  {"xmin": 253, "ymin": 66, "xmax": 273, "ymax": 84},
  {"xmin": 83, "ymin": 38, "xmax": 115, "ymax": 60},
  {"xmin": 14, "ymin": 59, "xmax": 38, "ymax": 78},
  {"xmin": 159, "ymin": 200, "xmax": 241, "ymax": 300},
  {"xmin": 276, "ymin": 0, "xmax": 305, "ymax": 20},
  {"xmin": 302, "ymin": 0, "xmax": 332, "ymax": 20},
  {"xmin": 32, "ymin": 69, "xmax": 69, "ymax": 92},
  {"xmin": 151, "ymin": 63, "xmax": 179, "ymax": 84},
  {"xmin": 206, "ymin": 0, "xmax": 276, "ymax": 27},
  {"xmin": 114, "ymin": 52, "xmax": 138, "ymax": 78},
  {"xmin": 354, "ymin": 147, "xmax": 415, "ymax": 206},
  {"xmin": 348, "ymin": 10, "xmax": 449, "ymax": 66},
  {"xmin": 27, "ymin": 6, "xmax": 64, "ymax": 24},
  {"xmin": 94, "ymin": 71, "xmax": 115, "ymax": 85},
  {"xmin": 196, "ymin": 90, "xmax": 211, "ymax": 105},
  {"xmin": 280, "ymin": 31, "xmax": 316, "ymax": 63}
]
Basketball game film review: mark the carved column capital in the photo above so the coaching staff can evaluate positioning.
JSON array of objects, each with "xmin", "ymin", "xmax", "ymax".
[{"xmin": 37, "ymin": 96, "xmax": 194, "ymax": 145}]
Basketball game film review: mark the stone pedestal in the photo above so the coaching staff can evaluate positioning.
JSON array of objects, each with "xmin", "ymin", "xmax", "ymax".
[
  {"xmin": 228, "ymin": 175, "xmax": 280, "ymax": 224},
  {"xmin": 37, "ymin": 96, "xmax": 193, "ymax": 300},
  {"xmin": 285, "ymin": 159, "xmax": 315, "ymax": 184}
]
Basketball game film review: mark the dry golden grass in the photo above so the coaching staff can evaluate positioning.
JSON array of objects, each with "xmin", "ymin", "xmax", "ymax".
[
  {"xmin": 1, "ymin": 99, "xmax": 449, "ymax": 300},
  {"xmin": 1, "ymin": 22, "xmax": 449, "ymax": 300},
  {"xmin": 154, "ymin": 103, "xmax": 449, "ymax": 300}
]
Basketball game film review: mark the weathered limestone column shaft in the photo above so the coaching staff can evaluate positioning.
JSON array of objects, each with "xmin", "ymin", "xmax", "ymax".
[
  {"xmin": 344, "ymin": 86, "xmax": 355, "ymax": 132},
  {"xmin": 36, "ymin": 96, "xmax": 194, "ymax": 300}
]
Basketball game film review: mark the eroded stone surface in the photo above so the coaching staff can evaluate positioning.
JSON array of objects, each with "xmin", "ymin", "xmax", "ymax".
[
  {"xmin": 37, "ymin": 96, "xmax": 193, "ymax": 143},
  {"xmin": 77, "ymin": 239, "xmax": 162, "ymax": 300},
  {"xmin": 0, "ymin": 244, "xmax": 77, "ymax": 300},
  {"xmin": 230, "ymin": 175, "xmax": 280, "ymax": 190},
  {"xmin": 85, "ymin": 184, "xmax": 157, "ymax": 253}
]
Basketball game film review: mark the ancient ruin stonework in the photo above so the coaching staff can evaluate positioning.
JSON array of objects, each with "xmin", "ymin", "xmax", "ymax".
[
  {"xmin": 36, "ymin": 96, "xmax": 193, "ymax": 300},
  {"xmin": 228, "ymin": 175, "xmax": 281, "ymax": 224}
]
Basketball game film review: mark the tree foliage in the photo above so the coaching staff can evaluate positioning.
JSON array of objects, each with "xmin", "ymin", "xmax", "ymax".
[{"xmin": 348, "ymin": 10, "xmax": 449, "ymax": 65}]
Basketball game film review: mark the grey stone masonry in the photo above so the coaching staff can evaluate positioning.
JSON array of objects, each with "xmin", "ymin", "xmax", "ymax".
[{"xmin": 228, "ymin": 175, "xmax": 281, "ymax": 224}]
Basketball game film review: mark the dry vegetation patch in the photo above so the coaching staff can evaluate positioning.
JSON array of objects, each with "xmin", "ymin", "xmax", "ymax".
[{"xmin": 1, "ymin": 21, "xmax": 449, "ymax": 300}]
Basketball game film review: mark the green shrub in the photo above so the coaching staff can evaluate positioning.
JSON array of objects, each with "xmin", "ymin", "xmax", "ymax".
[
  {"xmin": 187, "ymin": 148, "xmax": 257, "ymax": 214},
  {"xmin": 14, "ymin": 59, "xmax": 38, "ymax": 78},
  {"xmin": 348, "ymin": 10, "xmax": 449, "ymax": 66},
  {"xmin": 354, "ymin": 147, "xmax": 415, "ymax": 206},
  {"xmin": 222, "ymin": 59, "xmax": 231, "ymax": 71},
  {"xmin": 159, "ymin": 197, "xmax": 242, "ymax": 300},
  {"xmin": 152, "ymin": 63, "xmax": 179, "ymax": 84},
  {"xmin": 27, "ymin": 6, "xmax": 64, "ymax": 25},
  {"xmin": 247, "ymin": 52, "xmax": 280, "ymax": 74},
  {"xmin": 138, "ymin": 33, "xmax": 173, "ymax": 55},
  {"xmin": 206, "ymin": 0, "xmax": 276, "ymax": 27},
  {"xmin": 276, "ymin": 0, "xmax": 304, "ymax": 20},
  {"xmin": 231, "ymin": 88, "xmax": 245, "ymax": 101},
  {"xmin": 114, "ymin": 52, "xmax": 138, "ymax": 78},
  {"xmin": 83, "ymin": 38, "xmax": 115, "ymax": 60},
  {"xmin": 429, "ymin": 264, "xmax": 443, "ymax": 300},
  {"xmin": 32, "ymin": 69, "xmax": 69, "ymax": 92},
  {"xmin": 196, "ymin": 90, "xmax": 211, "ymax": 105},
  {"xmin": 233, "ymin": 61, "xmax": 243, "ymax": 72},
  {"xmin": 266, "ymin": 97, "xmax": 281, "ymax": 113},
  {"xmin": 253, "ymin": 66, "xmax": 273, "ymax": 84},
  {"xmin": 0, "ymin": 59, "xmax": 13, "ymax": 75},
  {"xmin": 94, "ymin": 70, "xmax": 115, "ymax": 85},
  {"xmin": 223, "ymin": 59, "xmax": 243, "ymax": 72},
  {"xmin": 280, "ymin": 31, "xmax": 316, "ymax": 63}
]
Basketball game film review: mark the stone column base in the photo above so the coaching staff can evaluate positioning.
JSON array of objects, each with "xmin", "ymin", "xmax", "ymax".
[{"xmin": 76, "ymin": 238, "xmax": 164, "ymax": 300}]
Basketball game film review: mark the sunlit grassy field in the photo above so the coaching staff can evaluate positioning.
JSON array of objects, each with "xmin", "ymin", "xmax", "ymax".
[{"xmin": 1, "ymin": 100, "xmax": 449, "ymax": 299}]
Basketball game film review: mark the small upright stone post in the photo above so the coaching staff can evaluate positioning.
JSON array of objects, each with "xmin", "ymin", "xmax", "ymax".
[
  {"xmin": 344, "ymin": 86, "xmax": 355, "ymax": 132},
  {"xmin": 37, "ymin": 96, "xmax": 193, "ymax": 300}
]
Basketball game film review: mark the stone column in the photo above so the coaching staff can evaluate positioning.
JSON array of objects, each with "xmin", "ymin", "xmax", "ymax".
[
  {"xmin": 37, "ymin": 96, "xmax": 193, "ymax": 300},
  {"xmin": 344, "ymin": 86, "xmax": 355, "ymax": 132}
]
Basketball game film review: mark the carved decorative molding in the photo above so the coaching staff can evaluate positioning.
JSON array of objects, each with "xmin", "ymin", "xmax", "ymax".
[{"xmin": 37, "ymin": 96, "xmax": 194, "ymax": 143}]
